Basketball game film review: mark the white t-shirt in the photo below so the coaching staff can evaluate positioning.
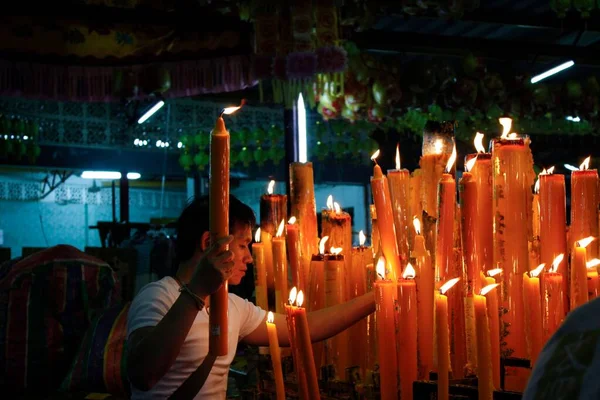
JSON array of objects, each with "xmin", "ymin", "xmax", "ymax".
[
  {"xmin": 127, "ymin": 277, "xmax": 266, "ymax": 399},
  {"xmin": 523, "ymin": 297, "xmax": 600, "ymax": 399}
]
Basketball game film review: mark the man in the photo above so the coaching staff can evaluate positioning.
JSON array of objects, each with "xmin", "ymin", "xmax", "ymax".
[
  {"xmin": 126, "ymin": 195, "xmax": 376, "ymax": 399},
  {"xmin": 523, "ymin": 297, "xmax": 600, "ymax": 400}
]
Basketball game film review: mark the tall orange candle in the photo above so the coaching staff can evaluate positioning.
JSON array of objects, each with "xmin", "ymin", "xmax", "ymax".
[
  {"xmin": 412, "ymin": 218, "xmax": 434, "ymax": 379},
  {"xmin": 272, "ymin": 220, "xmax": 288, "ymax": 314},
  {"xmin": 286, "ymin": 217, "xmax": 303, "ymax": 289},
  {"xmin": 435, "ymin": 278, "xmax": 460, "ymax": 400},
  {"xmin": 208, "ymin": 103, "xmax": 242, "ymax": 355},
  {"xmin": 436, "ymin": 145, "xmax": 457, "ymax": 283},
  {"xmin": 466, "ymin": 132, "xmax": 494, "ymax": 287},
  {"xmin": 420, "ymin": 121, "xmax": 454, "ymax": 219},
  {"xmin": 539, "ymin": 168, "xmax": 568, "ymax": 309},
  {"xmin": 371, "ymin": 150, "xmax": 401, "ymax": 281},
  {"xmin": 397, "ymin": 263, "xmax": 418, "ymax": 400},
  {"xmin": 293, "ymin": 290, "xmax": 321, "ymax": 399},
  {"xmin": 475, "ymin": 284, "xmax": 499, "ymax": 400},
  {"xmin": 374, "ymin": 256, "xmax": 399, "ymax": 400},
  {"xmin": 324, "ymin": 247, "xmax": 348, "ymax": 379},
  {"xmin": 461, "ymin": 156, "xmax": 478, "ymax": 295},
  {"xmin": 491, "ymin": 118, "xmax": 535, "ymax": 359},
  {"xmin": 484, "ymin": 274, "xmax": 501, "ymax": 390},
  {"xmin": 388, "ymin": 144, "xmax": 411, "ymax": 267},
  {"xmin": 252, "ymin": 228, "xmax": 268, "ymax": 311},
  {"xmin": 571, "ymin": 157, "xmax": 599, "ymax": 260},
  {"xmin": 290, "ymin": 162, "xmax": 319, "ymax": 291},
  {"xmin": 260, "ymin": 180, "xmax": 288, "ymax": 290},
  {"xmin": 571, "ymin": 237, "xmax": 594, "ymax": 309},
  {"xmin": 541, "ymin": 254, "xmax": 566, "ymax": 342},
  {"xmin": 266, "ymin": 311, "xmax": 285, "ymax": 400},
  {"xmin": 522, "ymin": 264, "xmax": 544, "ymax": 367},
  {"xmin": 587, "ymin": 258, "xmax": 600, "ymax": 300}
]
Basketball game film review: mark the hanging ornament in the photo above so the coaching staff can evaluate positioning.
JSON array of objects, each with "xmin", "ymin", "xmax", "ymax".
[
  {"xmin": 550, "ymin": 0, "xmax": 571, "ymax": 18},
  {"xmin": 573, "ymin": 0, "xmax": 594, "ymax": 18}
]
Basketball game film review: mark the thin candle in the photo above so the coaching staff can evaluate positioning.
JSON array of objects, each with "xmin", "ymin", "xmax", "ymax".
[
  {"xmin": 436, "ymin": 145, "xmax": 457, "ymax": 282},
  {"xmin": 252, "ymin": 228, "xmax": 268, "ymax": 311},
  {"xmin": 542, "ymin": 254, "xmax": 566, "ymax": 341},
  {"xmin": 286, "ymin": 217, "xmax": 303, "ymax": 289},
  {"xmin": 266, "ymin": 311, "xmax": 285, "ymax": 400},
  {"xmin": 523, "ymin": 264, "xmax": 545, "ymax": 366},
  {"xmin": 587, "ymin": 259, "xmax": 600, "ymax": 299},
  {"xmin": 476, "ymin": 284, "xmax": 499, "ymax": 400},
  {"xmin": 436, "ymin": 277, "xmax": 460, "ymax": 400},
  {"xmin": 397, "ymin": 263, "xmax": 418, "ymax": 400},
  {"xmin": 272, "ymin": 220, "xmax": 288, "ymax": 314},
  {"xmin": 388, "ymin": 144, "xmax": 411, "ymax": 267}
]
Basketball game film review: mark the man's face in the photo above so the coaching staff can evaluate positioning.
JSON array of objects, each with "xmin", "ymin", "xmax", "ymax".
[{"xmin": 229, "ymin": 224, "xmax": 253, "ymax": 285}]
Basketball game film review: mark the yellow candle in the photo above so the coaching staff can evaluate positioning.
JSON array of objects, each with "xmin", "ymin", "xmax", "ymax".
[
  {"xmin": 413, "ymin": 218, "xmax": 434, "ymax": 379},
  {"xmin": 252, "ymin": 228, "xmax": 268, "ymax": 311},
  {"xmin": 293, "ymin": 291, "xmax": 320, "ymax": 399},
  {"xmin": 374, "ymin": 256, "xmax": 399, "ymax": 400},
  {"xmin": 307, "ymin": 237, "xmax": 328, "ymax": 370},
  {"xmin": 397, "ymin": 264, "xmax": 418, "ymax": 400},
  {"xmin": 272, "ymin": 220, "xmax": 288, "ymax": 315},
  {"xmin": 522, "ymin": 265, "xmax": 544, "ymax": 367},
  {"xmin": 209, "ymin": 106, "xmax": 240, "ymax": 355},
  {"xmin": 539, "ymin": 169, "xmax": 568, "ymax": 310},
  {"xmin": 285, "ymin": 289, "xmax": 308, "ymax": 400},
  {"xmin": 460, "ymin": 158, "xmax": 477, "ymax": 294},
  {"xmin": 588, "ymin": 258, "xmax": 600, "ymax": 300},
  {"xmin": 388, "ymin": 145, "xmax": 411, "ymax": 267},
  {"xmin": 491, "ymin": 121, "xmax": 535, "ymax": 360},
  {"xmin": 475, "ymin": 284, "xmax": 499, "ymax": 400},
  {"xmin": 571, "ymin": 238, "xmax": 593, "ymax": 309},
  {"xmin": 290, "ymin": 162, "xmax": 319, "ymax": 291},
  {"xmin": 571, "ymin": 157, "xmax": 599, "ymax": 260},
  {"xmin": 435, "ymin": 145, "xmax": 457, "ymax": 283},
  {"xmin": 325, "ymin": 248, "xmax": 348, "ymax": 379},
  {"xmin": 266, "ymin": 312, "xmax": 285, "ymax": 400},
  {"xmin": 371, "ymin": 150, "xmax": 401, "ymax": 281},
  {"xmin": 435, "ymin": 278, "xmax": 460, "ymax": 400}
]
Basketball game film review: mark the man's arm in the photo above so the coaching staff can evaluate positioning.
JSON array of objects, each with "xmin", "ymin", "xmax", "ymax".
[{"xmin": 242, "ymin": 291, "xmax": 375, "ymax": 347}]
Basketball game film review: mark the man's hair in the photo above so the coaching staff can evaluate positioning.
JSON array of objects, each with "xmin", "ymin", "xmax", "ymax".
[{"xmin": 175, "ymin": 194, "xmax": 256, "ymax": 265}]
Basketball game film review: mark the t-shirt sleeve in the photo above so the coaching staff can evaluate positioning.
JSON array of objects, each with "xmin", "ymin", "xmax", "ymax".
[
  {"xmin": 127, "ymin": 280, "xmax": 176, "ymax": 340},
  {"xmin": 235, "ymin": 296, "xmax": 267, "ymax": 340}
]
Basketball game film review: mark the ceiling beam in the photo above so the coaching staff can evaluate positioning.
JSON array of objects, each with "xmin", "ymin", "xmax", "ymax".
[{"xmin": 352, "ymin": 30, "xmax": 598, "ymax": 65}]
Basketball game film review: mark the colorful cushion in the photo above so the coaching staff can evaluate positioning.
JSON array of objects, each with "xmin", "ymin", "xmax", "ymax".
[
  {"xmin": 0, "ymin": 245, "xmax": 121, "ymax": 394},
  {"xmin": 61, "ymin": 303, "xmax": 131, "ymax": 397}
]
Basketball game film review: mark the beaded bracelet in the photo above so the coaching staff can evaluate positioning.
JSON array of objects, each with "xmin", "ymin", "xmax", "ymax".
[{"xmin": 179, "ymin": 284, "xmax": 206, "ymax": 311}]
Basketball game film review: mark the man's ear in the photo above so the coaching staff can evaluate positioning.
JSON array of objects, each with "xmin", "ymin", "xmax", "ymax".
[{"xmin": 200, "ymin": 231, "xmax": 211, "ymax": 252}]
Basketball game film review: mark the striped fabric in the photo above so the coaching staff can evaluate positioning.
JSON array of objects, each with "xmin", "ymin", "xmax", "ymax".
[
  {"xmin": 0, "ymin": 245, "xmax": 121, "ymax": 395},
  {"xmin": 60, "ymin": 303, "xmax": 131, "ymax": 397}
]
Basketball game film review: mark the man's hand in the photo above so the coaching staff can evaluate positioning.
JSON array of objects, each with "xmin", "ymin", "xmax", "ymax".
[{"xmin": 189, "ymin": 235, "xmax": 234, "ymax": 298}]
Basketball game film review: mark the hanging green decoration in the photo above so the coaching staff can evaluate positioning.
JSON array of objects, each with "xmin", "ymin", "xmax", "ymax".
[
  {"xmin": 239, "ymin": 147, "xmax": 253, "ymax": 167},
  {"xmin": 179, "ymin": 153, "xmax": 193, "ymax": 173},
  {"xmin": 250, "ymin": 127, "xmax": 267, "ymax": 146}
]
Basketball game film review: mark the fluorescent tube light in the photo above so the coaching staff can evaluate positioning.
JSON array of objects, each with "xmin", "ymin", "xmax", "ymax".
[
  {"xmin": 297, "ymin": 93, "xmax": 307, "ymax": 163},
  {"xmin": 530, "ymin": 61, "xmax": 575, "ymax": 84},
  {"xmin": 138, "ymin": 100, "xmax": 165, "ymax": 124},
  {"xmin": 81, "ymin": 171, "xmax": 121, "ymax": 180}
]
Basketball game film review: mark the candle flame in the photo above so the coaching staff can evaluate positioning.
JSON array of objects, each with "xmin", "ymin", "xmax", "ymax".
[
  {"xmin": 327, "ymin": 195, "xmax": 334, "ymax": 211},
  {"xmin": 402, "ymin": 263, "xmax": 416, "ymax": 279},
  {"xmin": 587, "ymin": 259, "xmax": 600, "ymax": 269},
  {"xmin": 480, "ymin": 283, "xmax": 499, "ymax": 296},
  {"xmin": 465, "ymin": 157, "xmax": 477, "ymax": 173},
  {"xmin": 534, "ymin": 175, "xmax": 540, "ymax": 194},
  {"xmin": 440, "ymin": 277, "xmax": 460, "ymax": 295},
  {"xmin": 413, "ymin": 216, "xmax": 421, "ymax": 235},
  {"xmin": 580, "ymin": 156, "xmax": 591, "ymax": 170},
  {"xmin": 221, "ymin": 99, "xmax": 245, "ymax": 115},
  {"xmin": 499, "ymin": 117, "xmax": 512, "ymax": 139},
  {"xmin": 474, "ymin": 132, "xmax": 486, "ymax": 153},
  {"xmin": 267, "ymin": 311, "xmax": 274, "ymax": 324},
  {"xmin": 330, "ymin": 246, "xmax": 343, "ymax": 255},
  {"xmin": 289, "ymin": 287, "xmax": 297, "ymax": 304},
  {"xmin": 434, "ymin": 139, "xmax": 444, "ymax": 155},
  {"xmin": 254, "ymin": 228, "xmax": 261, "ymax": 243},
  {"xmin": 319, "ymin": 236, "xmax": 329, "ymax": 255},
  {"xmin": 577, "ymin": 236, "xmax": 595, "ymax": 248},
  {"xmin": 296, "ymin": 290, "xmax": 305, "ymax": 307},
  {"xmin": 508, "ymin": 133, "xmax": 518, "ymax": 139},
  {"xmin": 267, "ymin": 180, "xmax": 275, "ymax": 195},
  {"xmin": 371, "ymin": 150, "xmax": 380, "ymax": 163},
  {"xmin": 445, "ymin": 144, "xmax": 457, "ymax": 173},
  {"xmin": 530, "ymin": 263, "xmax": 545, "ymax": 278},
  {"xmin": 487, "ymin": 268, "xmax": 503, "ymax": 277},
  {"xmin": 333, "ymin": 202, "xmax": 341, "ymax": 214},
  {"xmin": 359, "ymin": 230, "xmax": 366, "ymax": 246},
  {"xmin": 546, "ymin": 166, "xmax": 555, "ymax": 175},
  {"xmin": 288, "ymin": 216, "xmax": 297, "ymax": 225},
  {"xmin": 376, "ymin": 256, "xmax": 386, "ymax": 279},
  {"xmin": 275, "ymin": 219, "xmax": 285, "ymax": 237},
  {"xmin": 550, "ymin": 253, "xmax": 564, "ymax": 273},
  {"xmin": 395, "ymin": 144, "xmax": 401, "ymax": 170}
]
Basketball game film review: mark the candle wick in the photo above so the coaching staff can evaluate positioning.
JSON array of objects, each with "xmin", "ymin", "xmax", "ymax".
[{"xmin": 219, "ymin": 110, "xmax": 225, "ymax": 118}]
